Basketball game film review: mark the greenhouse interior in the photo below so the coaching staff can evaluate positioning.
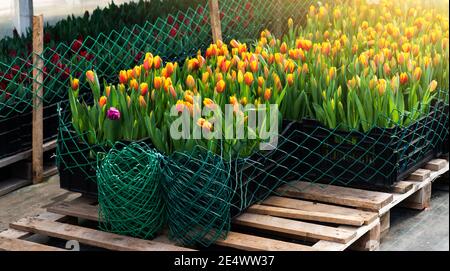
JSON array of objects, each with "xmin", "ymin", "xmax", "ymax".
[{"xmin": 0, "ymin": 0, "xmax": 449, "ymax": 256}]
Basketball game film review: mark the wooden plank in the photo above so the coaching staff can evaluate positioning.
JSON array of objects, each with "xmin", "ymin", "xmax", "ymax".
[
  {"xmin": 387, "ymin": 181, "xmax": 414, "ymax": 194},
  {"xmin": 208, "ymin": 0, "xmax": 223, "ymax": 43},
  {"xmin": 48, "ymin": 199, "xmax": 99, "ymax": 222},
  {"xmin": 234, "ymin": 213, "xmax": 356, "ymax": 244},
  {"xmin": 277, "ymin": 181, "xmax": 393, "ymax": 211},
  {"xmin": 425, "ymin": 159, "xmax": 448, "ymax": 171},
  {"xmin": 400, "ymin": 182, "xmax": 432, "ymax": 210},
  {"xmin": 0, "ymin": 236, "xmax": 65, "ymax": 251},
  {"xmin": 215, "ymin": 232, "xmax": 316, "ymax": 251},
  {"xmin": 380, "ymin": 212, "xmax": 390, "ymax": 238},
  {"xmin": 10, "ymin": 217, "xmax": 194, "ymax": 251},
  {"xmin": 263, "ymin": 196, "xmax": 377, "ymax": 225},
  {"xmin": 0, "ymin": 212, "xmax": 66, "ymax": 239},
  {"xmin": 349, "ymin": 222, "xmax": 380, "ymax": 251},
  {"xmin": 408, "ymin": 169, "xmax": 431, "ymax": 181},
  {"xmin": 248, "ymin": 204, "xmax": 364, "ymax": 226},
  {"xmin": 312, "ymin": 218, "xmax": 380, "ymax": 251},
  {"xmin": 32, "ymin": 14, "xmax": 44, "ymax": 184}
]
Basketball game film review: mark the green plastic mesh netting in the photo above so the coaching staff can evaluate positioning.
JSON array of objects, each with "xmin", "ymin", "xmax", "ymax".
[{"xmin": 97, "ymin": 142, "xmax": 166, "ymax": 239}]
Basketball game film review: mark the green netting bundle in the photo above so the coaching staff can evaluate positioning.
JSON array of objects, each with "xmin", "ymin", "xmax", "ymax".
[
  {"xmin": 97, "ymin": 142, "xmax": 165, "ymax": 240},
  {"xmin": 162, "ymin": 146, "xmax": 232, "ymax": 247}
]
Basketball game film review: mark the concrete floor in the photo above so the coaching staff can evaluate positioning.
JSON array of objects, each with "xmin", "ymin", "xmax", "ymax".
[{"xmin": 0, "ymin": 176, "xmax": 448, "ymax": 251}]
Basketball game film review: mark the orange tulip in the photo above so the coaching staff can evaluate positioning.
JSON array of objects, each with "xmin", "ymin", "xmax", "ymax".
[
  {"xmin": 86, "ymin": 70, "xmax": 95, "ymax": 83},
  {"xmin": 244, "ymin": 72, "xmax": 254, "ymax": 86},
  {"xmin": 105, "ymin": 86, "xmax": 111, "ymax": 97},
  {"xmin": 257, "ymin": 76, "xmax": 265, "ymax": 87},
  {"xmin": 153, "ymin": 56, "xmax": 162, "ymax": 69},
  {"xmin": 119, "ymin": 70, "xmax": 128, "ymax": 84},
  {"xmin": 140, "ymin": 83, "xmax": 149, "ymax": 96},
  {"xmin": 129, "ymin": 79, "xmax": 139, "ymax": 91},
  {"xmin": 71, "ymin": 78, "xmax": 79, "ymax": 91},
  {"xmin": 413, "ymin": 67, "xmax": 422, "ymax": 81},
  {"xmin": 143, "ymin": 55, "xmax": 153, "ymax": 71},
  {"xmin": 186, "ymin": 75, "xmax": 196, "ymax": 89},
  {"xmin": 287, "ymin": 73, "xmax": 294, "ymax": 86},
  {"xmin": 139, "ymin": 95, "xmax": 147, "ymax": 107},
  {"xmin": 264, "ymin": 88, "xmax": 272, "ymax": 101},
  {"xmin": 154, "ymin": 76, "xmax": 163, "ymax": 89},
  {"xmin": 216, "ymin": 80, "xmax": 226, "ymax": 93},
  {"xmin": 280, "ymin": 42, "xmax": 288, "ymax": 54},
  {"xmin": 202, "ymin": 72, "xmax": 210, "ymax": 83},
  {"xmin": 165, "ymin": 62, "xmax": 174, "ymax": 76},
  {"xmin": 99, "ymin": 96, "xmax": 107, "ymax": 107}
]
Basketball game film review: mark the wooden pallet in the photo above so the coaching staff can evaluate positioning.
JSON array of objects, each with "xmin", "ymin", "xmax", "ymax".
[
  {"xmin": 0, "ymin": 139, "xmax": 57, "ymax": 197},
  {"xmin": 0, "ymin": 158, "xmax": 447, "ymax": 251}
]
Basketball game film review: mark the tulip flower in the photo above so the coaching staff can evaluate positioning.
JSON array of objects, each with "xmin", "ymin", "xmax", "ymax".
[
  {"xmin": 107, "ymin": 107, "xmax": 121, "ymax": 120},
  {"xmin": 264, "ymin": 88, "xmax": 272, "ymax": 101},
  {"xmin": 139, "ymin": 95, "xmax": 147, "ymax": 107},
  {"xmin": 140, "ymin": 83, "xmax": 149, "ymax": 96},
  {"xmin": 154, "ymin": 76, "xmax": 163, "ymax": 89},
  {"xmin": 280, "ymin": 42, "xmax": 288, "ymax": 54},
  {"xmin": 400, "ymin": 73, "xmax": 408, "ymax": 85},
  {"xmin": 71, "ymin": 78, "xmax": 79, "ymax": 91},
  {"xmin": 216, "ymin": 80, "xmax": 226, "ymax": 93},
  {"xmin": 185, "ymin": 75, "xmax": 196, "ymax": 90},
  {"xmin": 130, "ymin": 79, "xmax": 139, "ymax": 91},
  {"xmin": 287, "ymin": 74, "xmax": 294, "ymax": 86},
  {"xmin": 413, "ymin": 67, "xmax": 422, "ymax": 81},
  {"xmin": 119, "ymin": 70, "xmax": 128, "ymax": 84},
  {"xmin": 99, "ymin": 96, "xmax": 107, "ymax": 107},
  {"xmin": 153, "ymin": 56, "xmax": 162, "ymax": 69},
  {"xmin": 429, "ymin": 80, "xmax": 438, "ymax": 92},
  {"xmin": 86, "ymin": 70, "xmax": 95, "ymax": 83},
  {"xmin": 244, "ymin": 72, "xmax": 254, "ymax": 86}
]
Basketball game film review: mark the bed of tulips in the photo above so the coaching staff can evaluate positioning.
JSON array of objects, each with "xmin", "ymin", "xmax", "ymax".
[
  {"xmin": 68, "ymin": 0, "xmax": 448, "ymax": 159},
  {"xmin": 272, "ymin": 0, "xmax": 449, "ymax": 132}
]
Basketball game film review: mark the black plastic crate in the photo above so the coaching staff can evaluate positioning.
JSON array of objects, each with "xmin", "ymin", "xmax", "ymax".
[
  {"xmin": 20, "ymin": 102, "xmax": 61, "ymax": 150},
  {"xmin": 297, "ymin": 109, "xmax": 437, "ymax": 187},
  {"xmin": 0, "ymin": 114, "xmax": 25, "ymax": 159}
]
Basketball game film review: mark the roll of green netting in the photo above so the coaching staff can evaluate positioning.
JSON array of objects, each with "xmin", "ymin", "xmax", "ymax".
[
  {"xmin": 97, "ymin": 142, "xmax": 166, "ymax": 240},
  {"xmin": 162, "ymin": 146, "xmax": 233, "ymax": 247}
]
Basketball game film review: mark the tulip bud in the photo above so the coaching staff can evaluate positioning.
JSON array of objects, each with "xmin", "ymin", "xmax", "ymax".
[
  {"xmin": 287, "ymin": 73, "xmax": 294, "ymax": 86},
  {"xmin": 71, "ymin": 78, "xmax": 79, "ymax": 91},
  {"xmin": 154, "ymin": 76, "xmax": 163, "ymax": 89},
  {"xmin": 86, "ymin": 70, "xmax": 95, "ymax": 83},
  {"xmin": 280, "ymin": 42, "xmax": 288, "ymax": 54},
  {"xmin": 201, "ymin": 72, "xmax": 210, "ymax": 84},
  {"xmin": 143, "ymin": 56, "xmax": 153, "ymax": 71},
  {"xmin": 130, "ymin": 79, "xmax": 139, "ymax": 91},
  {"xmin": 257, "ymin": 76, "xmax": 265, "ymax": 87},
  {"xmin": 429, "ymin": 80, "xmax": 438, "ymax": 92},
  {"xmin": 413, "ymin": 67, "xmax": 422, "ymax": 81},
  {"xmin": 139, "ymin": 95, "xmax": 147, "ymax": 107},
  {"xmin": 186, "ymin": 75, "xmax": 196, "ymax": 89},
  {"xmin": 244, "ymin": 72, "xmax": 254, "ymax": 86},
  {"xmin": 216, "ymin": 80, "xmax": 226, "ymax": 93},
  {"xmin": 140, "ymin": 83, "xmax": 149, "ymax": 96},
  {"xmin": 288, "ymin": 18, "xmax": 294, "ymax": 29},
  {"xmin": 229, "ymin": 96, "xmax": 238, "ymax": 105},
  {"xmin": 105, "ymin": 86, "xmax": 111, "ymax": 97},
  {"xmin": 264, "ymin": 88, "xmax": 272, "ymax": 101},
  {"xmin": 153, "ymin": 56, "xmax": 162, "ymax": 69},
  {"xmin": 238, "ymin": 71, "xmax": 244, "ymax": 84},
  {"xmin": 119, "ymin": 70, "xmax": 128, "ymax": 84},
  {"xmin": 99, "ymin": 96, "xmax": 107, "ymax": 107}
]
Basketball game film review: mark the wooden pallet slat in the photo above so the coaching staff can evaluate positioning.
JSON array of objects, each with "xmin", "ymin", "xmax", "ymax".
[
  {"xmin": 215, "ymin": 231, "xmax": 316, "ymax": 251},
  {"xmin": 0, "ymin": 236, "xmax": 65, "ymax": 251},
  {"xmin": 277, "ymin": 181, "xmax": 393, "ymax": 211},
  {"xmin": 234, "ymin": 213, "xmax": 356, "ymax": 244},
  {"xmin": 248, "ymin": 204, "xmax": 365, "ymax": 226},
  {"xmin": 10, "ymin": 217, "xmax": 193, "ymax": 251},
  {"xmin": 262, "ymin": 196, "xmax": 377, "ymax": 225}
]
